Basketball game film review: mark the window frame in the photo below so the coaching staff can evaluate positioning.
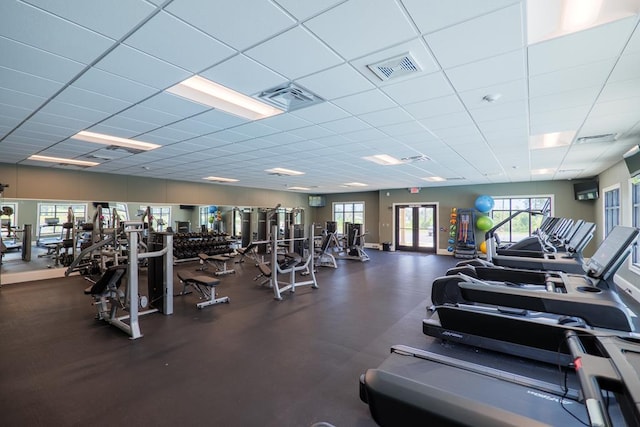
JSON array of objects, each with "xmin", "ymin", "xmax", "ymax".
[
  {"xmin": 602, "ymin": 184, "xmax": 621, "ymax": 238},
  {"xmin": 332, "ymin": 201, "xmax": 365, "ymax": 235},
  {"xmin": 489, "ymin": 195, "xmax": 553, "ymax": 244}
]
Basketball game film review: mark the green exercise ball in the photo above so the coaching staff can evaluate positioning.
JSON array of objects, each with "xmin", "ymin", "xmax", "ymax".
[{"xmin": 476, "ymin": 215, "xmax": 493, "ymax": 231}]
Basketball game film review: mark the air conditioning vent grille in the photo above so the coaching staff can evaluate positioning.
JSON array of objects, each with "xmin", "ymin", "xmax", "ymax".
[
  {"xmin": 257, "ymin": 83, "xmax": 324, "ymax": 112},
  {"xmin": 368, "ymin": 53, "xmax": 421, "ymax": 81}
]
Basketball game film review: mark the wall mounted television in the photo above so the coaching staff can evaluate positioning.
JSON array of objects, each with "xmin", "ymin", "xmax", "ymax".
[
  {"xmin": 573, "ymin": 180, "xmax": 599, "ymax": 201},
  {"xmin": 624, "ymin": 145, "xmax": 640, "ymax": 177},
  {"xmin": 309, "ymin": 195, "xmax": 326, "ymax": 207}
]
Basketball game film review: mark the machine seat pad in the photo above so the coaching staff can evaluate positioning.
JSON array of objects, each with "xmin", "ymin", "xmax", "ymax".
[
  {"xmin": 198, "ymin": 253, "xmax": 229, "ymax": 262},
  {"xmin": 177, "ymin": 271, "xmax": 220, "ymax": 287},
  {"xmin": 85, "ymin": 265, "xmax": 127, "ymax": 295}
]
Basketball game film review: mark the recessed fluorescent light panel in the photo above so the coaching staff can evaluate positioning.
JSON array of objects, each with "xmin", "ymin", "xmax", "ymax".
[
  {"xmin": 71, "ymin": 131, "xmax": 160, "ymax": 151},
  {"xmin": 343, "ymin": 182, "xmax": 368, "ymax": 187},
  {"xmin": 28, "ymin": 155, "xmax": 99, "ymax": 167},
  {"xmin": 529, "ymin": 131, "xmax": 575, "ymax": 150},
  {"xmin": 167, "ymin": 75, "xmax": 283, "ymax": 121},
  {"xmin": 363, "ymin": 154, "xmax": 404, "ymax": 165},
  {"xmin": 422, "ymin": 176, "xmax": 446, "ymax": 182},
  {"xmin": 288, "ymin": 186, "xmax": 310, "ymax": 191},
  {"xmin": 527, "ymin": 0, "xmax": 640, "ymax": 44},
  {"xmin": 265, "ymin": 167, "xmax": 305, "ymax": 176},
  {"xmin": 203, "ymin": 176, "xmax": 239, "ymax": 183},
  {"xmin": 531, "ymin": 168, "xmax": 556, "ymax": 175}
]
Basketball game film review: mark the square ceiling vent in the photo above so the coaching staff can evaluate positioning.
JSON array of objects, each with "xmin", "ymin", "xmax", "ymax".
[
  {"xmin": 367, "ymin": 53, "xmax": 421, "ymax": 81},
  {"xmin": 257, "ymin": 83, "xmax": 324, "ymax": 112}
]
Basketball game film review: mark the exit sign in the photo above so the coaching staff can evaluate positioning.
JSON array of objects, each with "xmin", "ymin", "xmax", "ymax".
[{"xmin": 409, "ymin": 187, "xmax": 420, "ymax": 194}]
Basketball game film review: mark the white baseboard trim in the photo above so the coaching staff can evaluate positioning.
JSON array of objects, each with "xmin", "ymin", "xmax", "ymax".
[{"xmin": 1, "ymin": 267, "xmax": 68, "ymax": 285}]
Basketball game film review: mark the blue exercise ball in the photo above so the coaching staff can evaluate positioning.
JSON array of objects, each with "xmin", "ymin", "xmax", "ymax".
[
  {"xmin": 475, "ymin": 195, "xmax": 494, "ymax": 213},
  {"xmin": 208, "ymin": 205, "xmax": 218, "ymax": 214}
]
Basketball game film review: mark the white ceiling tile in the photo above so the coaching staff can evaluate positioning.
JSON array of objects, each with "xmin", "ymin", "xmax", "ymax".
[
  {"xmin": 445, "ymin": 49, "xmax": 526, "ymax": 92},
  {"xmin": 528, "ymin": 59, "xmax": 616, "ymax": 98},
  {"xmin": 403, "ymin": 94, "xmax": 465, "ymax": 120},
  {"xmin": 200, "ymin": 54, "xmax": 287, "ymax": 96},
  {"xmin": 73, "ymin": 68, "xmax": 158, "ymax": 103},
  {"xmin": 0, "ymin": 66, "xmax": 63, "ymax": 99},
  {"xmin": 341, "ymin": 128, "xmax": 388, "ymax": 142},
  {"xmin": 425, "ymin": 4, "xmax": 524, "ymax": 69},
  {"xmin": 117, "ymin": 105, "xmax": 181, "ymax": 127},
  {"xmin": 191, "ymin": 109, "xmax": 247, "ymax": 129},
  {"xmin": 459, "ymin": 79, "xmax": 527, "ymax": 110},
  {"xmin": 0, "ymin": 37, "xmax": 84, "ymax": 84},
  {"xmin": 95, "ymin": 45, "xmax": 191, "ymax": 90},
  {"xmin": 382, "ymin": 72, "xmax": 454, "ymax": 105},
  {"xmin": 54, "ymin": 86, "xmax": 130, "ymax": 114},
  {"xmin": 291, "ymin": 102, "xmax": 350, "ymax": 123},
  {"xmin": 232, "ymin": 122, "xmax": 280, "ymax": 138},
  {"xmin": 320, "ymin": 117, "xmax": 370, "ymax": 133},
  {"xmin": 530, "ymin": 86, "xmax": 601, "ymax": 114},
  {"xmin": 0, "ymin": 87, "xmax": 46, "ymax": 111},
  {"xmin": 296, "ymin": 63, "xmax": 374, "ymax": 100},
  {"xmin": 167, "ymin": 119, "xmax": 221, "ymax": 135},
  {"xmin": 305, "ymin": 0, "xmax": 417, "ymax": 60},
  {"xmin": 207, "ymin": 130, "xmax": 251, "ymax": 144},
  {"xmin": 469, "ymin": 99, "xmax": 528, "ymax": 123},
  {"xmin": 0, "ymin": 103, "xmax": 31, "ymax": 122},
  {"xmin": 332, "ymin": 89, "xmax": 396, "ymax": 115},
  {"xmin": 29, "ymin": 108, "xmax": 106, "ymax": 130},
  {"xmin": 246, "ymin": 26, "xmax": 342, "ymax": 80},
  {"xmin": 529, "ymin": 105, "xmax": 591, "ymax": 135},
  {"xmin": 378, "ymin": 121, "xmax": 429, "ymax": 137},
  {"xmin": 599, "ymin": 79, "xmax": 640, "ymax": 103},
  {"xmin": 258, "ymin": 114, "xmax": 311, "ymax": 132},
  {"xmin": 22, "ymin": 0, "xmax": 155, "ymax": 40},
  {"xmin": 98, "ymin": 116, "xmax": 160, "ymax": 134},
  {"xmin": 609, "ymin": 50, "xmax": 640, "ymax": 83},
  {"xmin": 0, "ymin": 1, "xmax": 114, "ymax": 63},
  {"xmin": 358, "ymin": 107, "xmax": 413, "ymax": 127},
  {"xmin": 289, "ymin": 125, "xmax": 335, "ymax": 140},
  {"xmin": 166, "ymin": 0, "xmax": 295, "ymax": 51},
  {"xmin": 403, "ymin": 0, "xmax": 520, "ymax": 34},
  {"xmin": 124, "ymin": 12, "xmax": 235, "ymax": 73},
  {"xmin": 528, "ymin": 16, "xmax": 638, "ymax": 76},
  {"xmin": 419, "ymin": 111, "xmax": 475, "ymax": 131},
  {"xmin": 17, "ymin": 122, "xmax": 76, "ymax": 139},
  {"xmin": 275, "ymin": 0, "xmax": 345, "ymax": 21}
]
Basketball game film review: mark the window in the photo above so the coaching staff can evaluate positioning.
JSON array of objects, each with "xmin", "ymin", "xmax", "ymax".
[
  {"xmin": 101, "ymin": 203, "xmax": 129, "ymax": 227},
  {"xmin": 38, "ymin": 202, "xmax": 87, "ymax": 227},
  {"xmin": 1, "ymin": 202, "xmax": 18, "ymax": 237},
  {"xmin": 603, "ymin": 186, "xmax": 620, "ymax": 237},
  {"xmin": 631, "ymin": 179, "xmax": 640, "ymax": 266},
  {"xmin": 332, "ymin": 202, "xmax": 364, "ymax": 234},
  {"xmin": 490, "ymin": 196, "xmax": 551, "ymax": 243},
  {"xmin": 141, "ymin": 205, "xmax": 171, "ymax": 231},
  {"xmin": 199, "ymin": 206, "xmax": 209, "ymax": 229}
]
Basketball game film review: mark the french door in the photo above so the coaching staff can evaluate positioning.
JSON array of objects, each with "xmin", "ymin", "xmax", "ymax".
[{"xmin": 395, "ymin": 204, "xmax": 436, "ymax": 252}]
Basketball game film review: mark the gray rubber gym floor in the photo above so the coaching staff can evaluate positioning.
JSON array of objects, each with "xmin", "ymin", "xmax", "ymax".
[{"xmin": 0, "ymin": 250, "xmax": 458, "ymax": 427}]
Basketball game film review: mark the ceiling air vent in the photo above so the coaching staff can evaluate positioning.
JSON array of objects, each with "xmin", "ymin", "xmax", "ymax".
[
  {"xmin": 401, "ymin": 154, "xmax": 430, "ymax": 163},
  {"xmin": 257, "ymin": 83, "xmax": 324, "ymax": 112},
  {"xmin": 367, "ymin": 53, "xmax": 421, "ymax": 81},
  {"xmin": 575, "ymin": 133, "xmax": 617, "ymax": 144}
]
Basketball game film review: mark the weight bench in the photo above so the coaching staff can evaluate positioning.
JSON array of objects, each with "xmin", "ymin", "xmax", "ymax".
[
  {"xmin": 253, "ymin": 253, "xmax": 302, "ymax": 287},
  {"xmin": 197, "ymin": 253, "xmax": 235, "ymax": 276},
  {"xmin": 84, "ymin": 265, "xmax": 127, "ymax": 320},
  {"xmin": 176, "ymin": 271, "xmax": 230, "ymax": 309}
]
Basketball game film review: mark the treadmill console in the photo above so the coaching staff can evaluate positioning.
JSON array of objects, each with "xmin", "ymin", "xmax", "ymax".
[{"xmin": 583, "ymin": 226, "xmax": 639, "ymax": 280}]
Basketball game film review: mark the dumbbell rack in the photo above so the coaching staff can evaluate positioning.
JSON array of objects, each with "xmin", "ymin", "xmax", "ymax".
[{"xmin": 173, "ymin": 231, "xmax": 233, "ymax": 262}]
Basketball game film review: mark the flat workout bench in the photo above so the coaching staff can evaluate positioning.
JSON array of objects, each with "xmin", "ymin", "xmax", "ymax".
[
  {"xmin": 176, "ymin": 271, "xmax": 230, "ymax": 309},
  {"xmin": 198, "ymin": 253, "xmax": 235, "ymax": 276}
]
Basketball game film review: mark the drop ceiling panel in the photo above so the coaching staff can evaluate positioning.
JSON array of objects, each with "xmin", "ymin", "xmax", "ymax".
[
  {"xmin": 382, "ymin": 72, "xmax": 453, "ymax": 105},
  {"xmin": 459, "ymin": 79, "xmax": 527, "ymax": 110},
  {"xmin": 22, "ymin": 0, "xmax": 154, "ymax": 40},
  {"xmin": 0, "ymin": 37, "xmax": 84, "ymax": 84},
  {"xmin": 13, "ymin": 123, "xmax": 74, "ymax": 140},
  {"xmin": 598, "ymin": 79, "xmax": 640, "ymax": 103},
  {"xmin": 320, "ymin": 117, "xmax": 371, "ymax": 133},
  {"xmin": 28, "ymin": 110, "xmax": 99, "ymax": 131},
  {"xmin": 0, "ymin": 1, "xmax": 114, "ymax": 63},
  {"xmin": 402, "ymin": 0, "xmax": 520, "ymax": 34},
  {"xmin": 116, "ymin": 106, "xmax": 181, "ymax": 128},
  {"xmin": 54, "ymin": 86, "xmax": 130, "ymax": 114},
  {"xmin": 425, "ymin": 4, "xmax": 524, "ymax": 69},
  {"xmin": 528, "ymin": 17, "xmax": 638, "ymax": 76},
  {"xmin": 167, "ymin": 119, "xmax": 222, "ymax": 136},
  {"xmin": 341, "ymin": 128, "xmax": 387, "ymax": 142},
  {"xmin": 231, "ymin": 122, "xmax": 280, "ymax": 138},
  {"xmin": 72, "ymin": 68, "xmax": 158, "ymax": 103},
  {"xmin": 332, "ymin": 89, "xmax": 396, "ymax": 115},
  {"xmin": 200, "ymin": 55, "xmax": 286, "ymax": 97},
  {"xmin": 98, "ymin": 116, "xmax": 160, "ymax": 135},
  {"xmin": 289, "ymin": 125, "xmax": 335, "ymax": 140},
  {"xmin": 445, "ymin": 49, "xmax": 526, "ymax": 92},
  {"xmin": 305, "ymin": 0, "xmax": 417, "ymax": 60},
  {"xmin": 258, "ymin": 114, "xmax": 311, "ymax": 132},
  {"xmin": 245, "ymin": 26, "xmax": 342, "ymax": 80},
  {"xmin": 166, "ymin": 0, "xmax": 295, "ymax": 51},
  {"xmin": 190, "ymin": 109, "xmax": 247, "ymax": 129},
  {"xmin": 296, "ymin": 63, "xmax": 374, "ymax": 100},
  {"xmin": 528, "ymin": 59, "xmax": 616, "ymax": 98},
  {"xmin": 0, "ymin": 66, "xmax": 63, "ymax": 100},
  {"xmin": 38, "ymin": 101, "xmax": 114, "ymax": 124},
  {"xmin": 608, "ymin": 50, "xmax": 640, "ymax": 83},
  {"xmin": 529, "ymin": 105, "xmax": 591, "ymax": 134},
  {"xmin": 529, "ymin": 87, "xmax": 601, "ymax": 114},
  {"xmin": 94, "ymin": 45, "xmax": 191, "ymax": 90},
  {"xmin": 275, "ymin": 0, "xmax": 345, "ymax": 21},
  {"xmin": 290, "ymin": 102, "xmax": 350, "ymax": 123},
  {"xmin": 124, "ymin": 12, "xmax": 235, "ymax": 73},
  {"xmin": 403, "ymin": 95, "xmax": 465, "ymax": 120}
]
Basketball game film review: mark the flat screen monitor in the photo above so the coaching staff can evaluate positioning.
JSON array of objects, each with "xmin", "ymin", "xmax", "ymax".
[
  {"xmin": 309, "ymin": 195, "xmax": 326, "ymax": 207},
  {"xmin": 573, "ymin": 181, "xmax": 598, "ymax": 201},
  {"xmin": 584, "ymin": 226, "xmax": 639, "ymax": 279},
  {"xmin": 624, "ymin": 146, "xmax": 640, "ymax": 177}
]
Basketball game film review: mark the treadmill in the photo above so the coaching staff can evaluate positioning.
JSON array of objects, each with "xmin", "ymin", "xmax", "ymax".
[
  {"xmin": 487, "ymin": 221, "xmax": 596, "ymax": 273},
  {"xmin": 359, "ymin": 330, "xmax": 640, "ymax": 426},
  {"xmin": 424, "ymin": 226, "xmax": 640, "ymax": 364}
]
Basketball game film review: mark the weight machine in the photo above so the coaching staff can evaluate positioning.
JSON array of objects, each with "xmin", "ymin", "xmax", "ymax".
[{"xmin": 84, "ymin": 221, "xmax": 173, "ymax": 339}]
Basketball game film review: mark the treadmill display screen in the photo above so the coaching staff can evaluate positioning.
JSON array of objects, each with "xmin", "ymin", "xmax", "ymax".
[
  {"xmin": 584, "ymin": 226, "xmax": 639, "ymax": 278},
  {"xmin": 567, "ymin": 222, "xmax": 594, "ymax": 251}
]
